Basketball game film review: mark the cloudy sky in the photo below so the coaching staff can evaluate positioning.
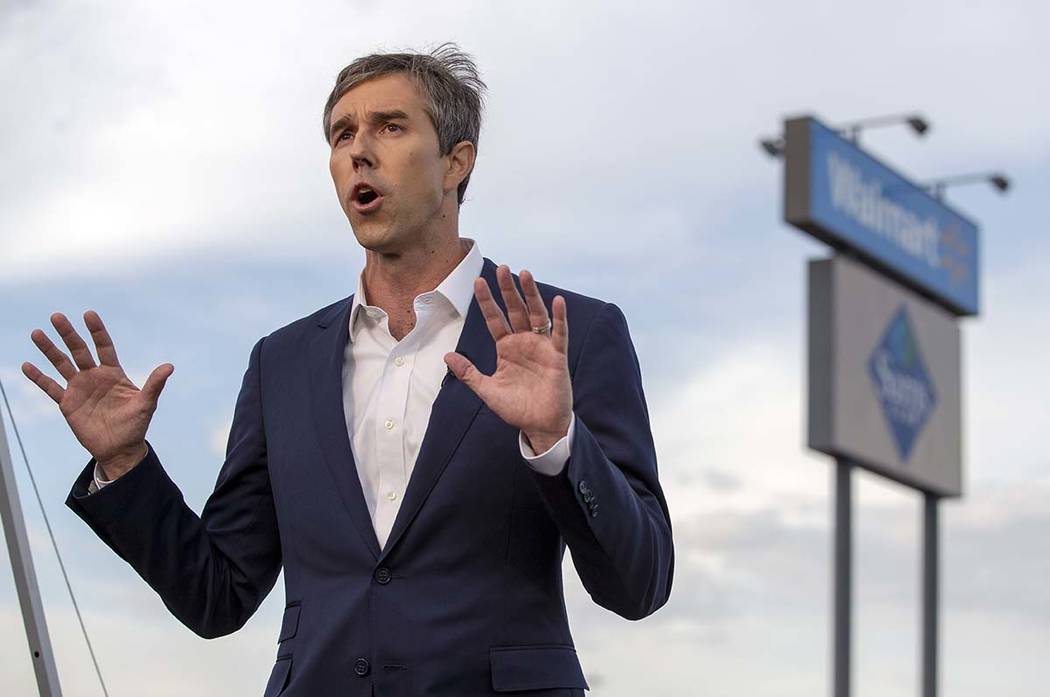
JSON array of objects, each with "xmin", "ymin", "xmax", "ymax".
[{"xmin": 1, "ymin": 1, "xmax": 1047, "ymax": 695}]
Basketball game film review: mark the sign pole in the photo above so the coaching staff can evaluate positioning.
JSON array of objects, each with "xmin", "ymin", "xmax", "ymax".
[
  {"xmin": 922, "ymin": 493, "xmax": 939, "ymax": 697},
  {"xmin": 0, "ymin": 405, "xmax": 63, "ymax": 696},
  {"xmin": 834, "ymin": 458, "xmax": 852, "ymax": 697}
]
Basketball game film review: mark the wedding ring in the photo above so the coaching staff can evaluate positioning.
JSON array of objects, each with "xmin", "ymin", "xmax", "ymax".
[{"xmin": 531, "ymin": 320, "xmax": 551, "ymax": 334}]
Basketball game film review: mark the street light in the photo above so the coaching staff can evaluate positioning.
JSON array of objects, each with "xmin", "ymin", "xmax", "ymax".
[
  {"xmin": 759, "ymin": 137, "xmax": 784, "ymax": 158},
  {"xmin": 923, "ymin": 172, "xmax": 1012, "ymax": 200},
  {"xmin": 837, "ymin": 112, "xmax": 930, "ymax": 142}
]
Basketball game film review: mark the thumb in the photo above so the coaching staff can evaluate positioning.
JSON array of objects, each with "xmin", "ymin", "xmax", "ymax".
[
  {"xmin": 141, "ymin": 363, "xmax": 174, "ymax": 405},
  {"xmin": 444, "ymin": 352, "xmax": 488, "ymax": 396}
]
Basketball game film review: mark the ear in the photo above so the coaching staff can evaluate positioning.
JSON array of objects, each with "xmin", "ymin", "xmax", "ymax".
[{"xmin": 443, "ymin": 140, "xmax": 476, "ymax": 197}]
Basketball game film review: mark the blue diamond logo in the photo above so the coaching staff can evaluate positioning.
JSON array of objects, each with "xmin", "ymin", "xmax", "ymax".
[{"xmin": 868, "ymin": 306, "xmax": 937, "ymax": 462}]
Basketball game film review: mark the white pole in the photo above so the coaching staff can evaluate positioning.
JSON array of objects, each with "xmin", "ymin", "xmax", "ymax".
[{"xmin": 0, "ymin": 406, "xmax": 63, "ymax": 696}]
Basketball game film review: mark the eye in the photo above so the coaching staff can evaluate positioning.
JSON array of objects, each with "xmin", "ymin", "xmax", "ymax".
[
  {"xmin": 383, "ymin": 123, "xmax": 402, "ymax": 134},
  {"xmin": 337, "ymin": 130, "xmax": 354, "ymax": 142}
]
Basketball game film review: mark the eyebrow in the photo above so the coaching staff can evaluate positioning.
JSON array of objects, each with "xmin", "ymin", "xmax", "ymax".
[{"xmin": 329, "ymin": 109, "xmax": 411, "ymax": 142}]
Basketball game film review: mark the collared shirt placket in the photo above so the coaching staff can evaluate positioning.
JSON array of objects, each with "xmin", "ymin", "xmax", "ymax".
[{"xmin": 372, "ymin": 296, "xmax": 434, "ymax": 548}]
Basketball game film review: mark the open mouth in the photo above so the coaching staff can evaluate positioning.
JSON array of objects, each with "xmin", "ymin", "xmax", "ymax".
[{"xmin": 351, "ymin": 183, "xmax": 384, "ymax": 213}]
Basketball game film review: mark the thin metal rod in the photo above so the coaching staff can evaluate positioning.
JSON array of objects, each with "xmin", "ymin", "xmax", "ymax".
[
  {"xmin": 840, "ymin": 113, "xmax": 918, "ymax": 129},
  {"xmin": 834, "ymin": 458, "xmax": 852, "ymax": 697},
  {"xmin": 923, "ymin": 172, "xmax": 1000, "ymax": 187},
  {"xmin": 922, "ymin": 493, "xmax": 939, "ymax": 697},
  {"xmin": 0, "ymin": 383, "xmax": 64, "ymax": 696}
]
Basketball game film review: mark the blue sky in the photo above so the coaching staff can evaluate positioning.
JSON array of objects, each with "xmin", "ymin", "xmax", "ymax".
[{"xmin": 1, "ymin": 1, "xmax": 1048, "ymax": 695}]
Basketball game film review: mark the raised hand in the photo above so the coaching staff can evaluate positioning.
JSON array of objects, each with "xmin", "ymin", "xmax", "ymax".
[
  {"xmin": 21, "ymin": 311, "xmax": 174, "ymax": 479},
  {"xmin": 444, "ymin": 265, "xmax": 572, "ymax": 454}
]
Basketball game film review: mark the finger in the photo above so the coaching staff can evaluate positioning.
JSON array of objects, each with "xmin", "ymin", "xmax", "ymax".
[
  {"xmin": 30, "ymin": 328, "xmax": 78, "ymax": 382},
  {"xmin": 444, "ymin": 351, "xmax": 492, "ymax": 401},
  {"xmin": 50, "ymin": 312, "xmax": 97, "ymax": 371},
  {"xmin": 21, "ymin": 361, "xmax": 65, "ymax": 404},
  {"xmin": 496, "ymin": 265, "xmax": 530, "ymax": 333},
  {"xmin": 519, "ymin": 270, "xmax": 551, "ymax": 335},
  {"xmin": 140, "ymin": 363, "xmax": 174, "ymax": 406},
  {"xmin": 474, "ymin": 277, "xmax": 511, "ymax": 341},
  {"xmin": 84, "ymin": 310, "xmax": 122, "ymax": 367},
  {"xmin": 551, "ymin": 295, "xmax": 569, "ymax": 355}
]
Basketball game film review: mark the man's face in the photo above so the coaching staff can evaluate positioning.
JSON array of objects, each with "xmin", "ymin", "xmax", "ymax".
[{"xmin": 328, "ymin": 73, "xmax": 462, "ymax": 254}]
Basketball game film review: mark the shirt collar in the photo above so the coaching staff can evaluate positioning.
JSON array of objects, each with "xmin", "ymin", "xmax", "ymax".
[{"xmin": 348, "ymin": 237, "xmax": 483, "ymax": 343}]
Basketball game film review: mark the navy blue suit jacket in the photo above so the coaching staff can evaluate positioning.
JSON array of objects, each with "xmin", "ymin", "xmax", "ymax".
[{"xmin": 66, "ymin": 257, "xmax": 674, "ymax": 696}]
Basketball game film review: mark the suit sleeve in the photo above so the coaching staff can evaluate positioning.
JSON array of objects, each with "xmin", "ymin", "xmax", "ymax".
[
  {"xmin": 527, "ymin": 302, "xmax": 674, "ymax": 620},
  {"xmin": 64, "ymin": 335, "xmax": 281, "ymax": 639}
]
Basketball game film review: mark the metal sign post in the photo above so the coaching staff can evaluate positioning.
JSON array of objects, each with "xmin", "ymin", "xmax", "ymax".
[
  {"xmin": 834, "ymin": 458, "xmax": 852, "ymax": 697},
  {"xmin": 0, "ymin": 406, "xmax": 63, "ymax": 695},
  {"xmin": 923, "ymin": 493, "xmax": 939, "ymax": 697}
]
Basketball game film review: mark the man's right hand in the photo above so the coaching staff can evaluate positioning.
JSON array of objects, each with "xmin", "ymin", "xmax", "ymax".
[{"xmin": 21, "ymin": 310, "xmax": 174, "ymax": 482}]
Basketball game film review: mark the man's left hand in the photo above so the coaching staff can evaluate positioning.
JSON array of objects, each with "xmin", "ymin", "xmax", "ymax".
[{"xmin": 444, "ymin": 265, "xmax": 572, "ymax": 454}]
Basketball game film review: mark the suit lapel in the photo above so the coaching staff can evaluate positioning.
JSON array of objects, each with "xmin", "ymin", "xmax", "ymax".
[
  {"xmin": 308, "ymin": 294, "xmax": 383, "ymax": 560},
  {"xmin": 378, "ymin": 257, "xmax": 502, "ymax": 560}
]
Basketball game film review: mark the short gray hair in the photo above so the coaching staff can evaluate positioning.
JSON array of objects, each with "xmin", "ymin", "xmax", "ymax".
[{"xmin": 322, "ymin": 42, "xmax": 487, "ymax": 206}]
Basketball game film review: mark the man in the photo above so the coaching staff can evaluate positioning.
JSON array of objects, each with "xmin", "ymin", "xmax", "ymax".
[{"xmin": 22, "ymin": 43, "xmax": 674, "ymax": 696}]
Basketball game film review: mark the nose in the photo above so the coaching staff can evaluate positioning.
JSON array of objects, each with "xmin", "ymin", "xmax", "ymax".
[
  {"xmin": 348, "ymin": 131, "xmax": 375, "ymax": 170},
  {"xmin": 351, "ymin": 152, "xmax": 373, "ymax": 170}
]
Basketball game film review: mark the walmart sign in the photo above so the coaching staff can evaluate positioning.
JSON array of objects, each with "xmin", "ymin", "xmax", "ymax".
[{"xmin": 784, "ymin": 116, "xmax": 980, "ymax": 316}]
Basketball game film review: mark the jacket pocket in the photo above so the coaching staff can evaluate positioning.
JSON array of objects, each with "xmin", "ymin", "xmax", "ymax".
[
  {"xmin": 278, "ymin": 602, "xmax": 301, "ymax": 643},
  {"xmin": 489, "ymin": 645, "xmax": 589, "ymax": 692},
  {"xmin": 263, "ymin": 655, "xmax": 291, "ymax": 697}
]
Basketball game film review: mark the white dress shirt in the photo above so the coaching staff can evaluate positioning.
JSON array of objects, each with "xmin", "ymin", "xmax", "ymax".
[{"xmin": 88, "ymin": 237, "xmax": 575, "ymax": 552}]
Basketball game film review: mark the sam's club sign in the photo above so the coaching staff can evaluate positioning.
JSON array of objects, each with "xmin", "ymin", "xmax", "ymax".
[
  {"xmin": 868, "ymin": 306, "xmax": 937, "ymax": 461},
  {"xmin": 784, "ymin": 116, "xmax": 980, "ymax": 316}
]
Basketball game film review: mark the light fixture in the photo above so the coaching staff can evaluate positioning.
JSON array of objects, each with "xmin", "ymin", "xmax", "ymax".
[
  {"xmin": 836, "ymin": 112, "xmax": 931, "ymax": 142},
  {"xmin": 923, "ymin": 172, "xmax": 1012, "ymax": 200},
  {"xmin": 759, "ymin": 137, "xmax": 784, "ymax": 158}
]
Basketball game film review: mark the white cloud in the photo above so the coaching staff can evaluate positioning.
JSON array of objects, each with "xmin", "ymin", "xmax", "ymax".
[{"xmin": 3, "ymin": 0, "xmax": 1047, "ymax": 281}]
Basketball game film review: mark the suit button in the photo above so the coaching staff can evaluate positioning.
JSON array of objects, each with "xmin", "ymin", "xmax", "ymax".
[
  {"xmin": 590, "ymin": 507, "xmax": 599, "ymax": 518},
  {"xmin": 354, "ymin": 658, "xmax": 370, "ymax": 677},
  {"xmin": 578, "ymin": 480, "xmax": 591, "ymax": 495},
  {"xmin": 374, "ymin": 567, "xmax": 392, "ymax": 585}
]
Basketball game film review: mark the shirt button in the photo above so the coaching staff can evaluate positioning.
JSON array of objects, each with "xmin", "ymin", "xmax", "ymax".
[
  {"xmin": 394, "ymin": 356, "xmax": 405, "ymax": 367},
  {"xmin": 385, "ymin": 418, "xmax": 395, "ymax": 430},
  {"xmin": 386, "ymin": 491, "xmax": 398, "ymax": 501},
  {"xmin": 354, "ymin": 657, "xmax": 371, "ymax": 676}
]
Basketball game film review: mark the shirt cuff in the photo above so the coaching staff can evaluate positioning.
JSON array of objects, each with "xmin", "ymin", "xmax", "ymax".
[
  {"xmin": 519, "ymin": 413, "xmax": 575, "ymax": 477},
  {"xmin": 90, "ymin": 463, "xmax": 115, "ymax": 494}
]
